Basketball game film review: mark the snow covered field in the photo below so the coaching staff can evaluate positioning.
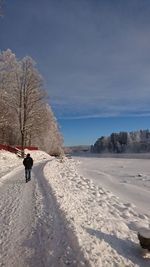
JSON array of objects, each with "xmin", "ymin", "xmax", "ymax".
[
  {"xmin": 76, "ymin": 156, "xmax": 150, "ymax": 216},
  {"xmin": 0, "ymin": 150, "xmax": 150, "ymax": 267}
]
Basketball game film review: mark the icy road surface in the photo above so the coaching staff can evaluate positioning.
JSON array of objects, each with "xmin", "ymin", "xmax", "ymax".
[
  {"xmin": 0, "ymin": 161, "xmax": 86, "ymax": 267},
  {"xmin": 76, "ymin": 156, "xmax": 150, "ymax": 216}
]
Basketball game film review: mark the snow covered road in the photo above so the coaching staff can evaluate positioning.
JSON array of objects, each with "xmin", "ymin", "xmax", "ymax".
[{"xmin": 0, "ymin": 161, "xmax": 86, "ymax": 267}]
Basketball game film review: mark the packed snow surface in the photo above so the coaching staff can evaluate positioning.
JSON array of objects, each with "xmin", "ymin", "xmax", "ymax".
[{"xmin": 0, "ymin": 150, "xmax": 150, "ymax": 266}]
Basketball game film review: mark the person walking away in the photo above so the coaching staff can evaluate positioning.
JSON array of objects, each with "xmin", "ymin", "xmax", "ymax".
[{"xmin": 23, "ymin": 153, "xmax": 33, "ymax": 183}]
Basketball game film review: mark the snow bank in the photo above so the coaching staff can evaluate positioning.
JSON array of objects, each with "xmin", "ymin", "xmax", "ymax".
[
  {"xmin": 0, "ymin": 150, "xmax": 22, "ymax": 178},
  {"xmin": 44, "ymin": 158, "xmax": 150, "ymax": 267},
  {"xmin": 0, "ymin": 149, "xmax": 52, "ymax": 179},
  {"xmin": 24, "ymin": 149, "xmax": 52, "ymax": 161}
]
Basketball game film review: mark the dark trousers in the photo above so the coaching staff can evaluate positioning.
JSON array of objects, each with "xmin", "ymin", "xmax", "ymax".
[{"xmin": 25, "ymin": 169, "xmax": 31, "ymax": 181}]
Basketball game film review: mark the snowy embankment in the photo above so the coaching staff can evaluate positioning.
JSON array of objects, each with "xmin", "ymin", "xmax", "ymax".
[
  {"xmin": 0, "ymin": 149, "xmax": 51, "ymax": 179},
  {"xmin": 44, "ymin": 158, "xmax": 150, "ymax": 267},
  {"xmin": 0, "ymin": 150, "xmax": 22, "ymax": 178}
]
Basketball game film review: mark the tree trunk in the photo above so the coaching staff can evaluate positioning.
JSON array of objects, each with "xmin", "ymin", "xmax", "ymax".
[{"xmin": 21, "ymin": 131, "xmax": 25, "ymax": 158}]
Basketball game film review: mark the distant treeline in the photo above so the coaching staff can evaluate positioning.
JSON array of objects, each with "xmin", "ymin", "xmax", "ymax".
[
  {"xmin": 91, "ymin": 129, "xmax": 150, "ymax": 153},
  {"xmin": 64, "ymin": 145, "xmax": 90, "ymax": 154}
]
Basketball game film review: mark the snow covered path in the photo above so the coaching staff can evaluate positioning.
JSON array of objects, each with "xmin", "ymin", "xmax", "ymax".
[{"xmin": 0, "ymin": 161, "xmax": 86, "ymax": 267}]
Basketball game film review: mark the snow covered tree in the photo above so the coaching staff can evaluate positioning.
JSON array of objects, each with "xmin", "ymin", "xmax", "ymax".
[
  {"xmin": 0, "ymin": 49, "xmax": 19, "ymax": 144},
  {"xmin": 0, "ymin": 49, "xmax": 64, "ymax": 156},
  {"xmin": 46, "ymin": 108, "xmax": 64, "ymax": 155},
  {"xmin": 30, "ymin": 104, "xmax": 64, "ymax": 155},
  {"xmin": 14, "ymin": 56, "xmax": 47, "ymax": 155}
]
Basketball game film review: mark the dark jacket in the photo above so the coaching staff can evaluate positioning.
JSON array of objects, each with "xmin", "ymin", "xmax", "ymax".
[{"xmin": 23, "ymin": 156, "xmax": 33, "ymax": 169}]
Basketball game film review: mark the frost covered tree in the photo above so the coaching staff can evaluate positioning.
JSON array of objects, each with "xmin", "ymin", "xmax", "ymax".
[
  {"xmin": 30, "ymin": 104, "xmax": 64, "ymax": 155},
  {"xmin": 46, "ymin": 107, "xmax": 64, "ymax": 155},
  {"xmin": 0, "ymin": 49, "xmax": 64, "ymax": 156},
  {"xmin": 92, "ymin": 130, "xmax": 150, "ymax": 153},
  {"xmin": 0, "ymin": 49, "xmax": 19, "ymax": 144},
  {"xmin": 0, "ymin": 51, "xmax": 46, "ymax": 152},
  {"xmin": 14, "ymin": 56, "xmax": 47, "ymax": 155}
]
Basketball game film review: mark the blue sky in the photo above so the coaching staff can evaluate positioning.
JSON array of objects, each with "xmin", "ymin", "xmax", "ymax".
[{"xmin": 1, "ymin": 0, "xmax": 150, "ymax": 145}]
